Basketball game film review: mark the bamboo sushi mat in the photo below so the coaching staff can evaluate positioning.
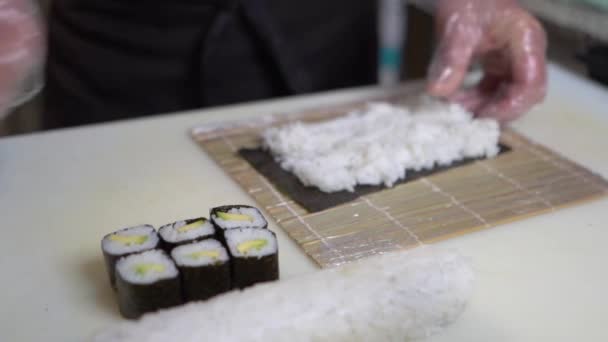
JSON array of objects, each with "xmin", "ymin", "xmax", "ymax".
[{"xmin": 192, "ymin": 90, "xmax": 608, "ymax": 268}]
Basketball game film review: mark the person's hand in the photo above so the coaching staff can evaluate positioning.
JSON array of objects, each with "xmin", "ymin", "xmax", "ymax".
[
  {"xmin": 427, "ymin": 0, "xmax": 547, "ymax": 123},
  {"xmin": 0, "ymin": 0, "xmax": 43, "ymax": 116}
]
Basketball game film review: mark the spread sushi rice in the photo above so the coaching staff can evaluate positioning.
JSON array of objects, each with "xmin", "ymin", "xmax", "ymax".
[
  {"xmin": 211, "ymin": 206, "xmax": 267, "ymax": 230},
  {"xmin": 94, "ymin": 247, "xmax": 473, "ymax": 342},
  {"xmin": 102, "ymin": 225, "xmax": 159, "ymax": 256},
  {"xmin": 224, "ymin": 228, "xmax": 277, "ymax": 258},
  {"xmin": 116, "ymin": 250, "xmax": 179, "ymax": 285},
  {"xmin": 158, "ymin": 219, "xmax": 214, "ymax": 244},
  {"xmin": 263, "ymin": 101, "xmax": 500, "ymax": 192},
  {"xmin": 171, "ymin": 240, "xmax": 229, "ymax": 267}
]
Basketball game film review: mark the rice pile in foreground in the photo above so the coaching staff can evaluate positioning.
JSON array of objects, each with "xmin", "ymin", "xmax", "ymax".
[
  {"xmin": 263, "ymin": 101, "xmax": 500, "ymax": 192},
  {"xmin": 94, "ymin": 247, "xmax": 473, "ymax": 342}
]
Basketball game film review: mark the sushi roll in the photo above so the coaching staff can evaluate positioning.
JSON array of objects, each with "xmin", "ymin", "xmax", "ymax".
[
  {"xmin": 115, "ymin": 249, "xmax": 182, "ymax": 319},
  {"xmin": 158, "ymin": 217, "xmax": 215, "ymax": 252},
  {"xmin": 171, "ymin": 239, "xmax": 231, "ymax": 301},
  {"xmin": 101, "ymin": 225, "xmax": 159, "ymax": 289},
  {"xmin": 210, "ymin": 205, "xmax": 268, "ymax": 232},
  {"xmin": 224, "ymin": 228, "xmax": 279, "ymax": 289}
]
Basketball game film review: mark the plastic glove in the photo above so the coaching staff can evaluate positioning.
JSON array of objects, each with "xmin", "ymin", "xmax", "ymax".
[
  {"xmin": 0, "ymin": 0, "xmax": 44, "ymax": 117},
  {"xmin": 427, "ymin": 0, "xmax": 547, "ymax": 123}
]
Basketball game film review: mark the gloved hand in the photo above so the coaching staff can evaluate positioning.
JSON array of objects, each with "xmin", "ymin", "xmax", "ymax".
[
  {"xmin": 427, "ymin": 0, "xmax": 547, "ymax": 123},
  {"xmin": 0, "ymin": 0, "xmax": 44, "ymax": 117}
]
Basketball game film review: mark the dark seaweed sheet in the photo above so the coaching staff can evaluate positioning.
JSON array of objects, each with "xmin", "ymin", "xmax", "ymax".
[
  {"xmin": 239, "ymin": 145, "xmax": 510, "ymax": 213},
  {"xmin": 231, "ymin": 253, "xmax": 279, "ymax": 289}
]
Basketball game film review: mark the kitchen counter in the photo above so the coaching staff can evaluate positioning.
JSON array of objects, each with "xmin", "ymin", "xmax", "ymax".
[{"xmin": 1, "ymin": 63, "xmax": 607, "ymax": 341}]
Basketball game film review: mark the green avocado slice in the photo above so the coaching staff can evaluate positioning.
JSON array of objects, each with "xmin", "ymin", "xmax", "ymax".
[
  {"xmin": 217, "ymin": 211, "xmax": 253, "ymax": 222},
  {"xmin": 177, "ymin": 219, "xmax": 205, "ymax": 233},
  {"xmin": 236, "ymin": 239, "xmax": 268, "ymax": 255},
  {"xmin": 109, "ymin": 234, "xmax": 148, "ymax": 246},
  {"xmin": 133, "ymin": 263, "xmax": 166, "ymax": 276}
]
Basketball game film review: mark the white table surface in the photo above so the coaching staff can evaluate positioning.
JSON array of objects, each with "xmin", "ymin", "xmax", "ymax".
[{"xmin": 1, "ymin": 63, "xmax": 607, "ymax": 341}]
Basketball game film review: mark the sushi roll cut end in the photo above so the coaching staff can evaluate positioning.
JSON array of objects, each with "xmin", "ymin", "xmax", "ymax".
[
  {"xmin": 158, "ymin": 218, "xmax": 215, "ymax": 248},
  {"xmin": 172, "ymin": 240, "xmax": 231, "ymax": 301},
  {"xmin": 116, "ymin": 250, "xmax": 178, "ymax": 285},
  {"xmin": 101, "ymin": 225, "xmax": 159, "ymax": 289},
  {"xmin": 171, "ymin": 239, "xmax": 229, "ymax": 267},
  {"xmin": 225, "ymin": 228, "xmax": 277, "ymax": 258},
  {"xmin": 211, "ymin": 205, "xmax": 268, "ymax": 230},
  {"xmin": 225, "ymin": 228, "xmax": 279, "ymax": 289},
  {"xmin": 115, "ymin": 250, "xmax": 182, "ymax": 319},
  {"xmin": 102, "ymin": 225, "xmax": 159, "ymax": 256}
]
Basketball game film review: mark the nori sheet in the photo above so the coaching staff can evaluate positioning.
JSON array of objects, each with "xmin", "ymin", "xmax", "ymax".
[
  {"xmin": 231, "ymin": 253, "xmax": 279, "ymax": 289},
  {"xmin": 178, "ymin": 261, "xmax": 231, "ymax": 301},
  {"xmin": 239, "ymin": 144, "xmax": 511, "ymax": 213},
  {"xmin": 102, "ymin": 226, "xmax": 159, "ymax": 290},
  {"xmin": 225, "ymin": 229, "xmax": 279, "ymax": 289},
  {"xmin": 115, "ymin": 255, "xmax": 183, "ymax": 319}
]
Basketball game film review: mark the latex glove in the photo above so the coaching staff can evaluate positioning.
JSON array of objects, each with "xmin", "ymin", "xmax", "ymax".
[
  {"xmin": 427, "ymin": 0, "xmax": 547, "ymax": 123},
  {"xmin": 0, "ymin": 0, "xmax": 44, "ymax": 117}
]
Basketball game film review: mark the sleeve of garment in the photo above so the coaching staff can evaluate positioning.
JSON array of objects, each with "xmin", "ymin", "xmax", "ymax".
[{"xmin": 0, "ymin": 0, "xmax": 45, "ymax": 119}]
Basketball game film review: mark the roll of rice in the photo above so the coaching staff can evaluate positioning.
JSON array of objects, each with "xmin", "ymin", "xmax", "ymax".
[
  {"xmin": 210, "ymin": 205, "xmax": 268, "ymax": 232},
  {"xmin": 115, "ymin": 249, "xmax": 182, "ymax": 319},
  {"xmin": 171, "ymin": 239, "xmax": 231, "ymax": 301},
  {"xmin": 101, "ymin": 225, "xmax": 160, "ymax": 289},
  {"xmin": 224, "ymin": 228, "xmax": 278, "ymax": 289},
  {"xmin": 94, "ymin": 247, "xmax": 473, "ymax": 342},
  {"xmin": 158, "ymin": 217, "xmax": 215, "ymax": 252}
]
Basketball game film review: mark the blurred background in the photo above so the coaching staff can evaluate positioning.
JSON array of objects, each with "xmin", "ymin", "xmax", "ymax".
[{"xmin": 1, "ymin": 0, "xmax": 607, "ymax": 137}]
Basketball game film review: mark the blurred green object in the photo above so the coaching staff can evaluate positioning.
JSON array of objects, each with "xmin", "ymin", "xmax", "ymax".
[{"xmin": 566, "ymin": 0, "xmax": 608, "ymax": 11}]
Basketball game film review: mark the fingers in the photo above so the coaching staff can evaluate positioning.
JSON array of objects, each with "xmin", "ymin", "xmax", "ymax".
[
  {"xmin": 476, "ymin": 76, "xmax": 546, "ymax": 123},
  {"xmin": 426, "ymin": 11, "xmax": 481, "ymax": 98},
  {"xmin": 449, "ymin": 74, "xmax": 502, "ymax": 113},
  {"xmin": 0, "ymin": 0, "xmax": 44, "ymax": 112},
  {"xmin": 477, "ymin": 13, "xmax": 547, "ymax": 122}
]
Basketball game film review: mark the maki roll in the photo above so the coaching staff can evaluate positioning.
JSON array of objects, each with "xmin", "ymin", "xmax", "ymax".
[
  {"xmin": 158, "ymin": 217, "xmax": 215, "ymax": 252},
  {"xmin": 171, "ymin": 239, "xmax": 231, "ymax": 301},
  {"xmin": 224, "ymin": 228, "xmax": 279, "ymax": 289},
  {"xmin": 210, "ymin": 205, "xmax": 268, "ymax": 232},
  {"xmin": 101, "ymin": 225, "xmax": 159, "ymax": 289},
  {"xmin": 115, "ymin": 249, "xmax": 182, "ymax": 319}
]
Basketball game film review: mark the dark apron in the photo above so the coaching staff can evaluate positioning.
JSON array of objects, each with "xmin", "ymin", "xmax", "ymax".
[{"xmin": 45, "ymin": 0, "xmax": 377, "ymax": 128}]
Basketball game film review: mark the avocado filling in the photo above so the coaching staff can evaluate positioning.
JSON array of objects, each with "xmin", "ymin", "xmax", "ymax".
[
  {"xmin": 236, "ymin": 239, "xmax": 268, "ymax": 255},
  {"xmin": 133, "ymin": 263, "xmax": 166, "ymax": 276},
  {"xmin": 217, "ymin": 211, "xmax": 253, "ymax": 222},
  {"xmin": 110, "ymin": 234, "xmax": 148, "ymax": 246},
  {"xmin": 177, "ymin": 219, "xmax": 206, "ymax": 233},
  {"xmin": 186, "ymin": 250, "xmax": 220, "ymax": 261}
]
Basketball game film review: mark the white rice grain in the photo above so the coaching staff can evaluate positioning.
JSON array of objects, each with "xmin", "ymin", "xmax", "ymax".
[
  {"xmin": 263, "ymin": 101, "xmax": 500, "ymax": 192},
  {"xmin": 171, "ymin": 239, "xmax": 229, "ymax": 267},
  {"xmin": 224, "ymin": 228, "xmax": 277, "ymax": 258},
  {"xmin": 211, "ymin": 207, "xmax": 267, "ymax": 230},
  {"xmin": 94, "ymin": 247, "xmax": 473, "ymax": 342},
  {"xmin": 158, "ymin": 219, "xmax": 214, "ymax": 244},
  {"xmin": 116, "ymin": 250, "xmax": 178, "ymax": 285},
  {"xmin": 102, "ymin": 225, "xmax": 159, "ymax": 256}
]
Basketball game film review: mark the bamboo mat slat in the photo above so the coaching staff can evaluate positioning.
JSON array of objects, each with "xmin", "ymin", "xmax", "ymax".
[{"xmin": 192, "ymin": 93, "xmax": 608, "ymax": 268}]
